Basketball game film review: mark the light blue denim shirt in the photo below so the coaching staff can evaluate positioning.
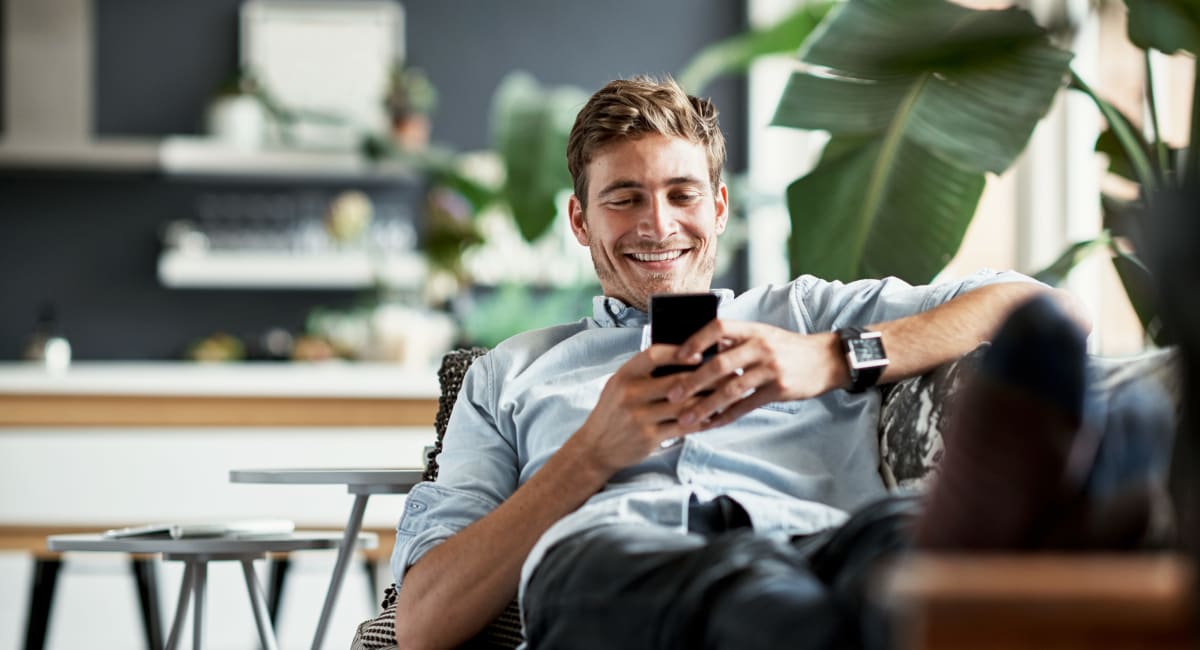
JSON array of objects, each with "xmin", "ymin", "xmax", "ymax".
[{"xmin": 391, "ymin": 270, "xmax": 1036, "ymax": 616}]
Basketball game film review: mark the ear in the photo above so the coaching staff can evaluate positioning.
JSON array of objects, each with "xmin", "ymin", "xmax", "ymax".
[
  {"xmin": 713, "ymin": 183, "xmax": 729, "ymax": 235},
  {"xmin": 568, "ymin": 194, "xmax": 590, "ymax": 246}
]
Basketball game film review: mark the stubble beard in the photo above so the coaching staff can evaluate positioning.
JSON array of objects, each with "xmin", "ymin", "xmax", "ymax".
[{"xmin": 589, "ymin": 239, "xmax": 717, "ymax": 312}]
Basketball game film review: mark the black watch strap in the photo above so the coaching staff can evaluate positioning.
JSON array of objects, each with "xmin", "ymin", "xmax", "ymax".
[{"xmin": 848, "ymin": 364, "xmax": 883, "ymax": 394}]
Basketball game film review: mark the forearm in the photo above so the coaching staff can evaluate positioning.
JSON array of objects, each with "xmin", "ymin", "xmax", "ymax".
[
  {"xmin": 393, "ymin": 437, "xmax": 610, "ymax": 650},
  {"xmin": 868, "ymin": 283, "xmax": 1088, "ymax": 386}
]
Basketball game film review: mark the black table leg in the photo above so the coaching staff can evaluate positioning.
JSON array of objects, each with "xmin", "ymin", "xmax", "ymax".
[
  {"xmin": 23, "ymin": 557, "xmax": 61, "ymax": 650},
  {"xmin": 131, "ymin": 557, "xmax": 163, "ymax": 650},
  {"xmin": 364, "ymin": 558, "xmax": 379, "ymax": 607},
  {"xmin": 266, "ymin": 556, "xmax": 290, "ymax": 627}
]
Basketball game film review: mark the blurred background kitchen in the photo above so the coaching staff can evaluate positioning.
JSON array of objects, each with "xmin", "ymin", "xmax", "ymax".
[
  {"xmin": 0, "ymin": 0, "xmax": 749, "ymax": 364},
  {"xmin": 0, "ymin": 0, "xmax": 1194, "ymax": 648}
]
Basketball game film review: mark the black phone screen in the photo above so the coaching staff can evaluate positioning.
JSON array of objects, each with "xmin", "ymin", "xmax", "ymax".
[{"xmin": 650, "ymin": 293, "xmax": 719, "ymax": 377}]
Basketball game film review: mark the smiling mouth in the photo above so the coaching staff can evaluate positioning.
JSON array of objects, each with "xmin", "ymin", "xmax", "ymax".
[{"xmin": 627, "ymin": 250, "xmax": 687, "ymax": 263}]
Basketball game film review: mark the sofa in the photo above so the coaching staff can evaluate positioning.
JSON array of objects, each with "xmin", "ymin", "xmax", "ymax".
[{"xmin": 352, "ymin": 344, "xmax": 1184, "ymax": 649}]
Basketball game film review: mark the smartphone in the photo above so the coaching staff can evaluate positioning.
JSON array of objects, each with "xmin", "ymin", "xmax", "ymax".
[{"xmin": 650, "ymin": 293, "xmax": 719, "ymax": 377}]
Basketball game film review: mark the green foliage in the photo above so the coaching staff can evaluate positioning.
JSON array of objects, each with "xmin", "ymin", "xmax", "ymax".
[
  {"xmin": 492, "ymin": 72, "xmax": 588, "ymax": 242},
  {"xmin": 678, "ymin": 2, "xmax": 835, "ymax": 93},
  {"xmin": 1125, "ymin": 0, "xmax": 1200, "ymax": 55},
  {"xmin": 772, "ymin": 0, "xmax": 1071, "ymax": 282},
  {"xmin": 1033, "ymin": 234, "xmax": 1112, "ymax": 286},
  {"xmin": 459, "ymin": 282, "xmax": 598, "ymax": 348},
  {"xmin": 1040, "ymin": 0, "xmax": 1200, "ymax": 345}
]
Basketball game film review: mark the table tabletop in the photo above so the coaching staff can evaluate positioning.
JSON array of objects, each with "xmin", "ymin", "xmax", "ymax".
[
  {"xmin": 229, "ymin": 467, "xmax": 424, "ymax": 488},
  {"xmin": 46, "ymin": 530, "xmax": 375, "ymax": 555}
]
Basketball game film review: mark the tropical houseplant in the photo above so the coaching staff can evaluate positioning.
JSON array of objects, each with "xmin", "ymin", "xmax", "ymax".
[
  {"xmin": 768, "ymin": 0, "xmax": 1073, "ymax": 282},
  {"xmin": 685, "ymin": 0, "xmax": 1196, "ymax": 344},
  {"xmin": 1033, "ymin": 0, "xmax": 1199, "ymax": 344}
]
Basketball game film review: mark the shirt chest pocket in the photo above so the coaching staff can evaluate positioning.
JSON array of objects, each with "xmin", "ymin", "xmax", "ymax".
[{"xmin": 757, "ymin": 400, "xmax": 807, "ymax": 415}]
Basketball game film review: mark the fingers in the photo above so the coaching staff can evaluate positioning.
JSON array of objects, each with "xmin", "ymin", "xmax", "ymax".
[
  {"xmin": 666, "ymin": 339, "xmax": 764, "ymax": 404},
  {"xmin": 626, "ymin": 344, "xmax": 691, "ymax": 378},
  {"xmin": 675, "ymin": 365, "xmax": 778, "ymax": 428},
  {"xmin": 674, "ymin": 319, "xmax": 748, "ymax": 364}
]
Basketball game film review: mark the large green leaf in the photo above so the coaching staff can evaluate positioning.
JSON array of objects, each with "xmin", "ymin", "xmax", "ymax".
[
  {"xmin": 492, "ymin": 72, "xmax": 587, "ymax": 242},
  {"xmin": 1126, "ymin": 0, "xmax": 1200, "ymax": 55},
  {"xmin": 773, "ymin": 0, "xmax": 1069, "ymax": 282},
  {"xmin": 775, "ymin": 0, "xmax": 1072, "ymax": 175},
  {"xmin": 1070, "ymin": 71, "xmax": 1160, "ymax": 192},
  {"xmin": 785, "ymin": 137, "xmax": 984, "ymax": 281},
  {"xmin": 1100, "ymin": 193, "xmax": 1147, "ymax": 242},
  {"xmin": 1095, "ymin": 129, "xmax": 1147, "ymax": 184},
  {"xmin": 678, "ymin": 1, "xmax": 835, "ymax": 93},
  {"xmin": 1110, "ymin": 244, "xmax": 1171, "ymax": 345}
]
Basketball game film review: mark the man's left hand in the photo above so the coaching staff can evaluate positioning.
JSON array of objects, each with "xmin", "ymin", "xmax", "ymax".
[{"xmin": 666, "ymin": 320, "xmax": 844, "ymax": 430}]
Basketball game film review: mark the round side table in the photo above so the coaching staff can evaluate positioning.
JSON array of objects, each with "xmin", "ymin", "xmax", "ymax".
[{"xmin": 48, "ymin": 531, "xmax": 375, "ymax": 650}]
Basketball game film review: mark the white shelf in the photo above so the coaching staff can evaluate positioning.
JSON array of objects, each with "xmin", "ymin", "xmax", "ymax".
[
  {"xmin": 0, "ymin": 136, "xmax": 417, "ymax": 180},
  {"xmin": 159, "ymin": 136, "xmax": 416, "ymax": 180},
  {"xmin": 158, "ymin": 249, "xmax": 428, "ymax": 290}
]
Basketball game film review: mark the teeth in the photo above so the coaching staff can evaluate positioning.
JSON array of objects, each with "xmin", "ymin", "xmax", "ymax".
[{"xmin": 630, "ymin": 250, "xmax": 684, "ymax": 262}]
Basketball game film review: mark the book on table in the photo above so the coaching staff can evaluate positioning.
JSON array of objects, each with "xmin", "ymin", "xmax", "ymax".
[{"xmin": 103, "ymin": 519, "xmax": 295, "ymax": 539}]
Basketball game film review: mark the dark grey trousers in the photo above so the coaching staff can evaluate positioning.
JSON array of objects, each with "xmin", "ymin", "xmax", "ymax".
[{"xmin": 524, "ymin": 494, "xmax": 920, "ymax": 650}]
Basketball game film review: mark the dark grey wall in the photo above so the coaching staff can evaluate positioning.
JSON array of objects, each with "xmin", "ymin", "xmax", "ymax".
[
  {"xmin": 403, "ymin": 0, "xmax": 747, "ymax": 164},
  {"xmin": 0, "ymin": 0, "xmax": 747, "ymax": 360},
  {"xmin": 94, "ymin": 0, "xmax": 242, "ymax": 136}
]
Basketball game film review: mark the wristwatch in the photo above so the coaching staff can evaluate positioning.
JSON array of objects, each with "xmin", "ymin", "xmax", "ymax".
[{"xmin": 837, "ymin": 327, "xmax": 889, "ymax": 393}]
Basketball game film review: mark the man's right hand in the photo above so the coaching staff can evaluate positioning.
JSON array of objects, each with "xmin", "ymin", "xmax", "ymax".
[{"xmin": 568, "ymin": 344, "xmax": 704, "ymax": 476}]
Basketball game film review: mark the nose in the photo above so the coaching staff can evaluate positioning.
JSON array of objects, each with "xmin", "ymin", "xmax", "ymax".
[{"xmin": 636, "ymin": 195, "xmax": 679, "ymax": 240}]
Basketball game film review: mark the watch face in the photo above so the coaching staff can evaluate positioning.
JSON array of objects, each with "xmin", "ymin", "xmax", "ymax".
[{"xmin": 848, "ymin": 336, "xmax": 886, "ymax": 366}]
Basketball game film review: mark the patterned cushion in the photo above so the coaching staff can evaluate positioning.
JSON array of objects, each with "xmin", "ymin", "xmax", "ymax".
[
  {"xmin": 878, "ymin": 345, "xmax": 988, "ymax": 492},
  {"xmin": 352, "ymin": 593, "xmax": 522, "ymax": 650}
]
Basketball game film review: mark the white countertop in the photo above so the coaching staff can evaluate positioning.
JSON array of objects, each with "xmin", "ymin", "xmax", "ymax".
[{"xmin": 0, "ymin": 361, "xmax": 440, "ymax": 398}]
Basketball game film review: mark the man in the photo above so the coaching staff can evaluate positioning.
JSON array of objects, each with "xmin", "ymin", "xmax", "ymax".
[{"xmin": 389, "ymin": 77, "xmax": 1088, "ymax": 649}]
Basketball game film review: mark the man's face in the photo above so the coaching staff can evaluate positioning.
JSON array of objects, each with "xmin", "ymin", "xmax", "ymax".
[{"xmin": 568, "ymin": 134, "xmax": 728, "ymax": 312}]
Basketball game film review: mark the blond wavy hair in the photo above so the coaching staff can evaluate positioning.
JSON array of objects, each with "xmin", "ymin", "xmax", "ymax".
[{"xmin": 566, "ymin": 76, "xmax": 726, "ymax": 207}]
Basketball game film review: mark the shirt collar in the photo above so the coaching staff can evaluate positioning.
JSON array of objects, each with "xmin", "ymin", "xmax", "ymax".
[{"xmin": 591, "ymin": 289, "xmax": 735, "ymax": 328}]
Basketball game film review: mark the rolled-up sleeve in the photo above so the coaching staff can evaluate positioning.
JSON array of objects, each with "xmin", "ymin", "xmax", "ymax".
[
  {"xmin": 390, "ymin": 353, "xmax": 520, "ymax": 586},
  {"xmin": 794, "ymin": 269, "xmax": 1042, "ymax": 332}
]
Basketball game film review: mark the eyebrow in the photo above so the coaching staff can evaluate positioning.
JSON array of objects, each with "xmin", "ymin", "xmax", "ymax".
[{"xmin": 596, "ymin": 176, "xmax": 707, "ymax": 198}]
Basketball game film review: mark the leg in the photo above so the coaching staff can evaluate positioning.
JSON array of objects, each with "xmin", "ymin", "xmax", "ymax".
[
  {"xmin": 363, "ymin": 558, "xmax": 379, "ymax": 607},
  {"xmin": 192, "ymin": 561, "xmax": 207, "ymax": 650},
  {"xmin": 312, "ymin": 493, "xmax": 369, "ymax": 650},
  {"xmin": 798, "ymin": 496, "xmax": 923, "ymax": 650},
  {"xmin": 524, "ymin": 523, "xmax": 840, "ymax": 650},
  {"xmin": 165, "ymin": 561, "xmax": 195, "ymax": 650},
  {"xmin": 917, "ymin": 293, "xmax": 1175, "ymax": 550},
  {"xmin": 131, "ymin": 556, "xmax": 164, "ymax": 650},
  {"xmin": 242, "ymin": 559, "xmax": 281, "ymax": 650},
  {"xmin": 916, "ymin": 294, "xmax": 1088, "ymax": 549},
  {"xmin": 23, "ymin": 557, "xmax": 61, "ymax": 650},
  {"xmin": 265, "ymin": 556, "xmax": 290, "ymax": 628}
]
